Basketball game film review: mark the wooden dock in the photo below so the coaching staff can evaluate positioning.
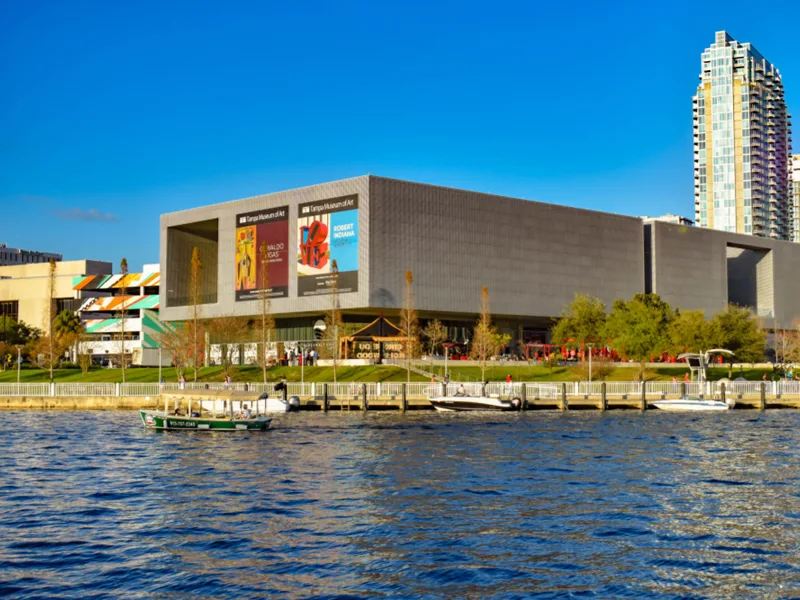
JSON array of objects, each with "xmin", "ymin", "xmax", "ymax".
[
  {"xmin": 159, "ymin": 386, "xmax": 800, "ymax": 412},
  {"xmin": 293, "ymin": 395, "xmax": 800, "ymax": 411}
]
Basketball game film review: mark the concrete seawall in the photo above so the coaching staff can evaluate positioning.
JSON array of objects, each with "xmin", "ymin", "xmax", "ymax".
[
  {"xmin": 3, "ymin": 393, "xmax": 800, "ymax": 411},
  {"xmin": 0, "ymin": 396, "xmax": 162, "ymax": 411}
]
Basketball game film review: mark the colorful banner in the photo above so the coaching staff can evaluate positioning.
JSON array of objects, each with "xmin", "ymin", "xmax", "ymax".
[
  {"xmin": 297, "ymin": 195, "xmax": 359, "ymax": 297},
  {"xmin": 73, "ymin": 272, "xmax": 160, "ymax": 291},
  {"xmin": 235, "ymin": 206, "xmax": 289, "ymax": 301}
]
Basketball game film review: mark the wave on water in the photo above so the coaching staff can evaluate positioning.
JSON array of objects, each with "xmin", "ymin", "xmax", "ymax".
[{"xmin": 1, "ymin": 410, "xmax": 799, "ymax": 598}]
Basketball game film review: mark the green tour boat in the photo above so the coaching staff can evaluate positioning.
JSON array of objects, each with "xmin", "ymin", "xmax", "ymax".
[{"xmin": 140, "ymin": 391, "xmax": 272, "ymax": 431}]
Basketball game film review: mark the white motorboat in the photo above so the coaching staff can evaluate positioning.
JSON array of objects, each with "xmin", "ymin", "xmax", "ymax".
[
  {"xmin": 653, "ymin": 349, "xmax": 737, "ymax": 411},
  {"xmin": 258, "ymin": 392, "xmax": 301, "ymax": 412},
  {"xmin": 649, "ymin": 395, "xmax": 735, "ymax": 411},
  {"xmin": 429, "ymin": 394, "xmax": 522, "ymax": 412}
]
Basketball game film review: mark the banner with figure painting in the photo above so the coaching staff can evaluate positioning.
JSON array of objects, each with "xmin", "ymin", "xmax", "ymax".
[
  {"xmin": 297, "ymin": 195, "xmax": 359, "ymax": 297},
  {"xmin": 235, "ymin": 206, "xmax": 289, "ymax": 300}
]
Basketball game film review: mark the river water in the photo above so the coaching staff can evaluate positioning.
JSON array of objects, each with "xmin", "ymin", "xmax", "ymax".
[{"xmin": 1, "ymin": 410, "xmax": 799, "ymax": 598}]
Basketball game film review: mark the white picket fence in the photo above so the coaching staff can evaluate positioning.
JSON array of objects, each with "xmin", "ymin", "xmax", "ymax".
[
  {"xmin": 0, "ymin": 380, "xmax": 798, "ymax": 398},
  {"xmin": 55, "ymin": 383, "xmax": 117, "ymax": 397},
  {"xmin": 0, "ymin": 383, "xmax": 51, "ymax": 397}
]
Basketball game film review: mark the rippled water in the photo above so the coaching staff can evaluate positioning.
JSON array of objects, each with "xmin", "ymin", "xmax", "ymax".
[{"xmin": 1, "ymin": 410, "xmax": 799, "ymax": 598}]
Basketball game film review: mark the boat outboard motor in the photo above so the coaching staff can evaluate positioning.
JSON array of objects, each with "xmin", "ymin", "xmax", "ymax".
[
  {"xmin": 288, "ymin": 396, "xmax": 301, "ymax": 412},
  {"xmin": 510, "ymin": 397, "xmax": 522, "ymax": 409},
  {"xmin": 725, "ymin": 396, "xmax": 736, "ymax": 409}
]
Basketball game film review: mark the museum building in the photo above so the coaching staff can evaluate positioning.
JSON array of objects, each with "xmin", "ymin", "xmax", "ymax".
[{"xmin": 159, "ymin": 176, "xmax": 800, "ymax": 349}]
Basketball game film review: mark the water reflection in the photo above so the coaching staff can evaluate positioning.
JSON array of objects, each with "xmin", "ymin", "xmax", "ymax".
[{"xmin": 1, "ymin": 410, "xmax": 798, "ymax": 597}]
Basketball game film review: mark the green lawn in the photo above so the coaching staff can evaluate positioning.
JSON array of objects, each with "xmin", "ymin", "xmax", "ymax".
[
  {"xmin": 424, "ymin": 363, "xmax": 781, "ymax": 382},
  {"xmin": 0, "ymin": 365, "xmax": 432, "ymax": 383},
  {"xmin": 0, "ymin": 363, "xmax": 783, "ymax": 383}
]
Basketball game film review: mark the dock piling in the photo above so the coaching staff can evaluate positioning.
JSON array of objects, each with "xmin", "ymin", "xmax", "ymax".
[
  {"xmin": 561, "ymin": 383, "xmax": 568, "ymax": 411},
  {"xmin": 600, "ymin": 382, "xmax": 607, "ymax": 411},
  {"xmin": 760, "ymin": 382, "xmax": 766, "ymax": 410},
  {"xmin": 641, "ymin": 381, "xmax": 647, "ymax": 410},
  {"xmin": 401, "ymin": 383, "xmax": 407, "ymax": 412},
  {"xmin": 323, "ymin": 383, "xmax": 329, "ymax": 412},
  {"xmin": 361, "ymin": 383, "xmax": 368, "ymax": 411}
]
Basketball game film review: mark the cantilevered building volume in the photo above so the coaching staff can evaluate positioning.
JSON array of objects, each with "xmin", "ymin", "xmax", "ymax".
[{"xmin": 693, "ymin": 31, "xmax": 793, "ymax": 240}]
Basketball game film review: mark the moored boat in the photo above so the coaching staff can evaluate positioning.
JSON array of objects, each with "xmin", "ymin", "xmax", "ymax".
[
  {"xmin": 649, "ymin": 395, "xmax": 735, "ymax": 411},
  {"xmin": 429, "ymin": 395, "xmax": 522, "ymax": 412},
  {"xmin": 258, "ymin": 392, "xmax": 301, "ymax": 413}
]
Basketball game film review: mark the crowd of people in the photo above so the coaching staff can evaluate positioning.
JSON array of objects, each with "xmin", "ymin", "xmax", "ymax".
[{"xmin": 280, "ymin": 348, "xmax": 317, "ymax": 367}]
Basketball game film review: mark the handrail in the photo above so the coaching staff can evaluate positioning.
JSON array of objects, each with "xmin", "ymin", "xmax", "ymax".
[{"xmin": 0, "ymin": 380, "xmax": 797, "ymax": 397}]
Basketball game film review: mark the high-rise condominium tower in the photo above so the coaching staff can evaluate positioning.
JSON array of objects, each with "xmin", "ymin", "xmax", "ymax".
[
  {"xmin": 792, "ymin": 155, "xmax": 800, "ymax": 242},
  {"xmin": 693, "ymin": 31, "xmax": 792, "ymax": 240}
]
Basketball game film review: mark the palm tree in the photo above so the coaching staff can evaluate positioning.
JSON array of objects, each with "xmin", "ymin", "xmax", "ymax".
[
  {"xmin": 53, "ymin": 310, "xmax": 85, "ymax": 363},
  {"xmin": 119, "ymin": 258, "xmax": 129, "ymax": 382},
  {"xmin": 53, "ymin": 310, "xmax": 83, "ymax": 337}
]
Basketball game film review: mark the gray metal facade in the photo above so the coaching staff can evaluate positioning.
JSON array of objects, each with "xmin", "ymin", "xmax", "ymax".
[
  {"xmin": 160, "ymin": 176, "xmax": 372, "ymax": 322},
  {"xmin": 161, "ymin": 175, "xmax": 800, "ymax": 328},
  {"xmin": 160, "ymin": 176, "xmax": 645, "ymax": 324},
  {"xmin": 367, "ymin": 177, "xmax": 644, "ymax": 319},
  {"xmin": 649, "ymin": 221, "xmax": 800, "ymax": 325}
]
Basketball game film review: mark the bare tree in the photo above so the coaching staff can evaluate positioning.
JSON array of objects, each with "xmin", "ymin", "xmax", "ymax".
[
  {"xmin": 29, "ymin": 334, "xmax": 70, "ymax": 377},
  {"xmin": 78, "ymin": 347, "xmax": 92, "ymax": 375},
  {"xmin": 470, "ymin": 286, "xmax": 504, "ymax": 382},
  {"xmin": 422, "ymin": 319, "xmax": 446, "ymax": 357},
  {"xmin": 206, "ymin": 315, "xmax": 251, "ymax": 377},
  {"xmin": 189, "ymin": 248, "xmax": 203, "ymax": 381},
  {"xmin": 155, "ymin": 326, "xmax": 191, "ymax": 378},
  {"xmin": 118, "ymin": 257, "xmax": 128, "ymax": 383},
  {"xmin": 322, "ymin": 260, "xmax": 342, "ymax": 383},
  {"xmin": 258, "ymin": 242, "xmax": 275, "ymax": 384},
  {"xmin": 790, "ymin": 325, "xmax": 800, "ymax": 367},
  {"xmin": 543, "ymin": 347, "xmax": 561, "ymax": 378},
  {"xmin": 47, "ymin": 258, "xmax": 57, "ymax": 382},
  {"xmin": 399, "ymin": 270, "xmax": 420, "ymax": 382},
  {"xmin": 774, "ymin": 322, "xmax": 800, "ymax": 367}
]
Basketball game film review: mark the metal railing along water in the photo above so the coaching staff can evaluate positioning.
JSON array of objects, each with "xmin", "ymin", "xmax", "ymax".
[
  {"xmin": 55, "ymin": 383, "xmax": 117, "ymax": 397},
  {"xmin": 1, "ymin": 380, "xmax": 798, "ymax": 399},
  {"xmin": 0, "ymin": 383, "xmax": 51, "ymax": 396}
]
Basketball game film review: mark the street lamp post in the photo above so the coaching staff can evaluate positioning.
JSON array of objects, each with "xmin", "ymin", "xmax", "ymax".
[
  {"xmin": 442, "ymin": 342, "xmax": 455, "ymax": 383},
  {"xmin": 587, "ymin": 343, "xmax": 595, "ymax": 383},
  {"xmin": 158, "ymin": 347, "xmax": 163, "ymax": 384},
  {"xmin": 17, "ymin": 346, "xmax": 21, "ymax": 384}
]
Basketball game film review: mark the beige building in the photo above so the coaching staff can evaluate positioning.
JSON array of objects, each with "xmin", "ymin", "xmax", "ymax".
[
  {"xmin": 693, "ymin": 31, "xmax": 793, "ymax": 240},
  {"xmin": 793, "ymin": 154, "xmax": 800, "ymax": 242},
  {"xmin": 0, "ymin": 260, "xmax": 111, "ymax": 334}
]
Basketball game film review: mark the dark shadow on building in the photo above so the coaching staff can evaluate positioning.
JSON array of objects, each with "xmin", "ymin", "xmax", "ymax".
[
  {"xmin": 166, "ymin": 219, "xmax": 219, "ymax": 307},
  {"xmin": 726, "ymin": 244, "xmax": 773, "ymax": 319}
]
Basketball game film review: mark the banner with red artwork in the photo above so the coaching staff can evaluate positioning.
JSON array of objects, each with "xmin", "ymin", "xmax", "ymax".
[{"xmin": 297, "ymin": 195, "xmax": 358, "ymax": 297}]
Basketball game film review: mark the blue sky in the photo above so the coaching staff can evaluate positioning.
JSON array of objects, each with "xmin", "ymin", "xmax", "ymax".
[{"xmin": 2, "ymin": 0, "xmax": 798, "ymax": 270}]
